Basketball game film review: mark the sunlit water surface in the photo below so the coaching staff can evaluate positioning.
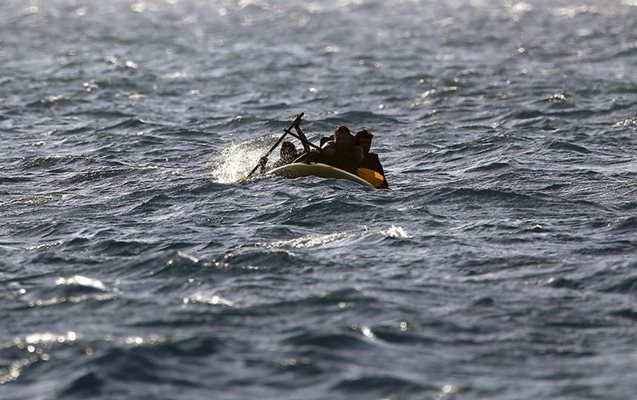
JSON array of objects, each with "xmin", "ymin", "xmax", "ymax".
[{"xmin": 1, "ymin": 0, "xmax": 637, "ymax": 399}]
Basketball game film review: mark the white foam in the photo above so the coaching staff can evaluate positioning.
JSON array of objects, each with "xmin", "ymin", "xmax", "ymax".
[
  {"xmin": 260, "ymin": 231, "xmax": 351, "ymax": 249},
  {"xmin": 209, "ymin": 136, "xmax": 281, "ymax": 183},
  {"xmin": 55, "ymin": 275, "xmax": 107, "ymax": 291},
  {"xmin": 183, "ymin": 294, "xmax": 235, "ymax": 307},
  {"xmin": 381, "ymin": 225, "xmax": 412, "ymax": 239}
]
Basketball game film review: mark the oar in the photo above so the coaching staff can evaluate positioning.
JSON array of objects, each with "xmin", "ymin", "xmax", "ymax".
[
  {"xmin": 283, "ymin": 130, "xmax": 321, "ymax": 151},
  {"xmin": 243, "ymin": 113, "xmax": 305, "ymax": 180}
]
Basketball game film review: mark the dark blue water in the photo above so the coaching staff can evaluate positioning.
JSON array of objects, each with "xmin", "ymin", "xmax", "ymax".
[{"xmin": 2, "ymin": 0, "xmax": 637, "ymax": 399}]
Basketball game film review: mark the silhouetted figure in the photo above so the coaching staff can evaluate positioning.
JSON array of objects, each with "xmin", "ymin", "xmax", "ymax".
[
  {"xmin": 295, "ymin": 124, "xmax": 363, "ymax": 175},
  {"xmin": 355, "ymin": 129, "xmax": 388, "ymax": 188}
]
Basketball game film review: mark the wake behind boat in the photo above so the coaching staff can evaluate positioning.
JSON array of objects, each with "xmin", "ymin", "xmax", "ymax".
[{"xmin": 266, "ymin": 162, "xmax": 376, "ymax": 188}]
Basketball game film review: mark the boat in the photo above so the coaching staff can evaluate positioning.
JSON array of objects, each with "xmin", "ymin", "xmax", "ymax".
[{"xmin": 266, "ymin": 162, "xmax": 376, "ymax": 188}]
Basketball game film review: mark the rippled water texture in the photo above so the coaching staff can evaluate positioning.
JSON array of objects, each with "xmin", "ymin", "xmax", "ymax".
[{"xmin": 1, "ymin": 0, "xmax": 637, "ymax": 399}]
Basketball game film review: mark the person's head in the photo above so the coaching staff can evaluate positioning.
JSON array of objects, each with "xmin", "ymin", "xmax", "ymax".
[
  {"xmin": 333, "ymin": 126, "xmax": 352, "ymax": 148},
  {"xmin": 355, "ymin": 129, "xmax": 374, "ymax": 154},
  {"xmin": 280, "ymin": 141, "xmax": 297, "ymax": 160}
]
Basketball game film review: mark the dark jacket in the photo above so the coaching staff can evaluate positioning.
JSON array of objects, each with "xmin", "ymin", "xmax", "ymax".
[
  {"xmin": 316, "ymin": 141, "xmax": 364, "ymax": 175},
  {"xmin": 304, "ymin": 142, "xmax": 363, "ymax": 175}
]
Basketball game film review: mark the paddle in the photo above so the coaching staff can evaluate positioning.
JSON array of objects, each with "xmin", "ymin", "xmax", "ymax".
[
  {"xmin": 242, "ymin": 113, "xmax": 305, "ymax": 181},
  {"xmin": 283, "ymin": 129, "xmax": 321, "ymax": 151}
]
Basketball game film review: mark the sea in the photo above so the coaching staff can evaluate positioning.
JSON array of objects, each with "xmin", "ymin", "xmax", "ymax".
[{"xmin": 1, "ymin": 0, "xmax": 636, "ymax": 399}]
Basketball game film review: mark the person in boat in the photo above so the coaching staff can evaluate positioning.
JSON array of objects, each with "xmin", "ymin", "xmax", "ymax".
[
  {"xmin": 259, "ymin": 141, "xmax": 301, "ymax": 173},
  {"xmin": 295, "ymin": 123, "xmax": 363, "ymax": 175},
  {"xmin": 355, "ymin": 129, "xmax": 389, "ymax": 188},
  {"xmin": 259, "ymin": 120, "xmax": 311, "ymax": 173}
]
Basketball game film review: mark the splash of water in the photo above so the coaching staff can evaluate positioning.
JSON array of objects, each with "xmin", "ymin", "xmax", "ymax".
[
  {"xmin": 381, "ymin": 225, "xmax": 412, "ymax": 239},
  {"xmin": 209, "ymin": 135, "xmax": 282, "ymax": 183}
]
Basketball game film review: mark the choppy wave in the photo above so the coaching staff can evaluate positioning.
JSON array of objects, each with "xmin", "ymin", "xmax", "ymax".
[{"xmin": 2, "ymin": 0, "xmax": 637, "ymax": 399}]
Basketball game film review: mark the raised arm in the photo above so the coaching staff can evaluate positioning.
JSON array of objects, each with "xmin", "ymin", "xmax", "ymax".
[{"xmin": 293, "ymin": 116, "xmax": 311, "ymax": 153}]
